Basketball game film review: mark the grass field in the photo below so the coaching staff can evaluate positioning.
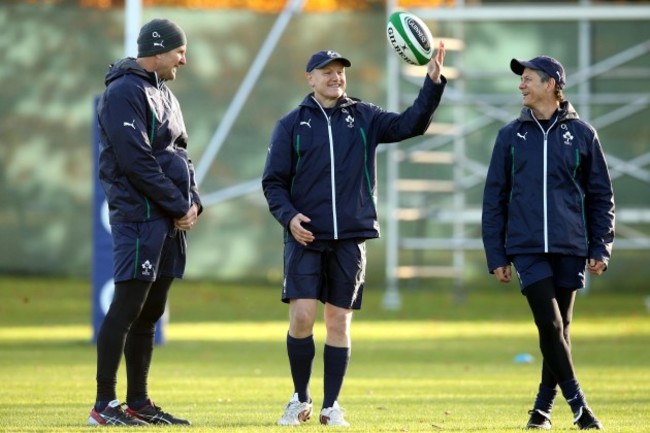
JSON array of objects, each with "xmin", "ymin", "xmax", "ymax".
[{"xmin": 0, "ymin": 276, "xmax": 648, "ymax": 432}]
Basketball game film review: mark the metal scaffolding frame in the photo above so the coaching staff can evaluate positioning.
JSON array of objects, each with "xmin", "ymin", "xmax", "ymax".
[{"xmin": 382, "ymin": 0, "xmax": 650, "ymax": 309}]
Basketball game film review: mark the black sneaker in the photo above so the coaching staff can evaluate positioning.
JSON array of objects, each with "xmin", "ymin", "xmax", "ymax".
[
  {"xmin": 574, "ymin": 406, "xmax": 603, "ymax": 430},
  {"xmin": 526, "ymin": 409, "xmax": 552, "ymax": 430},
  {"xmin": 87, "ymin": 399, "xmax": 149, "ymax": 426},
  {"xmin": 126, "ymin": 399, "xmax": 191, "ymax": 425}
]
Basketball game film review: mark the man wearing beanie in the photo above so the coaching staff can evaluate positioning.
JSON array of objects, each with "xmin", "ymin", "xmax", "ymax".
[{"xmin": 88, "ymin": 18, "xmax": 200, "ymax": 426}]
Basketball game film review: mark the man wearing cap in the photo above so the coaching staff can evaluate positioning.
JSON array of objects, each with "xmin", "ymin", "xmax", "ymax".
[
  {"xmin": 262, "ymin": 43, "xmax": 446, "ymax": 427},
  {"xmin": 482, "ymin": 56, "xmax": 614, "ymax": 430},
  {"xmin": 88, "ymin": 18, "xmax": 200, "ymax": 426}
]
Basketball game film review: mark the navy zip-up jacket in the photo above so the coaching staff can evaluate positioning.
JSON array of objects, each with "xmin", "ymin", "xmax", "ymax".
[
  {"xmin": 97, "ymin": 58, "xmax": 201, "ymax": 224},
  {"xmin": 262, "ymin": 75, "xmax": 446, "ymax": 240},
  {"xmin": 482, "ymin": 101, "xmax": 615, "ymax": 273}
]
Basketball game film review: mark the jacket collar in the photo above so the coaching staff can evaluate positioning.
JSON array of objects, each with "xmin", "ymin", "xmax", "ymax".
[
  {"xmin": 518, "ymin": 100, "xmax": 580, "ymax": 123},
  {"xmin": 299, "ymin": 93, "xmax": 358, "ymax": 111}
]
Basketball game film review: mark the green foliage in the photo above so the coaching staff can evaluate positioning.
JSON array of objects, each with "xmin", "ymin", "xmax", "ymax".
[{"xmin": 1, "ymin": 277, "xmax": 649, "ymax": 432}]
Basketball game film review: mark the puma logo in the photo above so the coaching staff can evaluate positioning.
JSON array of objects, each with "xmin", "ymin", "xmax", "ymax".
[
  {"xmin": 123, "ymin": 119, "xmax": 136, "ymax": 129},
  {"xmin": 517, "ymin": 132, "xmax": 528, "ymax": 140},
  {"xmin": 153, "ymin": 41, "xmax": 165, "ymax": 48},
  {"xmin": 300, "ymin": 119, "xmax": 312, "ymax": 128}
]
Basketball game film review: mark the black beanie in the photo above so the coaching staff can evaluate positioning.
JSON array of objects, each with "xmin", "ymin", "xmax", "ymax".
[{"xmin": 137, "ymin": 18, "xmax": 187, "ymax": 57}]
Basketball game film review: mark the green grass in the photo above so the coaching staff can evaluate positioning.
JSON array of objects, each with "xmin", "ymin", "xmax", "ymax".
[{"xmin": 0, "ymin": 276, "xmax": 649, "ymax": 432}]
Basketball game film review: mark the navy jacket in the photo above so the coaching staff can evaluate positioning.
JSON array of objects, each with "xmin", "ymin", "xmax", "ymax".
[
  {"xmin": 262, "ymin": 75, "xmax": 446, "ymax": 240},
  {"xmin": 482, "ymin": 101, "xmax": 615, "ymax": 272},
  {"xmin": 97, "ymin": 58, "xmax": 201, "ymax": 224}
]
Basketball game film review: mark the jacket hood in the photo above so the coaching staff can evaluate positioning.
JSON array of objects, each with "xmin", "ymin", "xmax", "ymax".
[
  {"xmin": 104, "ymin": 57, "xmax": 156, "ymax": 87},
  {"xmin": 518, "ymin": 100, "xmax": 580, "ymax": 123}
]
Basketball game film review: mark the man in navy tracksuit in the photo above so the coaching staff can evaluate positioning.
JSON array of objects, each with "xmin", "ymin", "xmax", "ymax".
[
  {"xmin": 263, "ymin": 45, "xmax": 446, "ymax": 426},
  {"xmin": 88, "ymin": 18, "xmax": 200, "ymax": 426},
  {"xmin": 482, "ymin": 56, "xmax": 614, "ymax": 430}
]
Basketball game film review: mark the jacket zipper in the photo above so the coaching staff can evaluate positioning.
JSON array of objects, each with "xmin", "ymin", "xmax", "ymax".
[
  {"xmin": 327, "ymin": 117, "xmax": 339, "ymax": 239},
  {"xmin": 531, "ymin": 111, "xmax": 559, "ymax": 253},
  {"xmin": 313, "ymin": 98, "xmax": 339, "ymax": 239}
]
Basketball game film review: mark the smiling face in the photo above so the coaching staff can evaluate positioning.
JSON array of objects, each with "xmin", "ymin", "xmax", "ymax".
[
  {"xmin": 154, "ymin": 45, "xmax": 187, "ymax": 81},
  {"xmin": 306, "ymin": 60, "xmax": 347, "ymax": 107},
  {"xmin": 518, "ymin": 67, "xmax": 558, "ymax": 117}
]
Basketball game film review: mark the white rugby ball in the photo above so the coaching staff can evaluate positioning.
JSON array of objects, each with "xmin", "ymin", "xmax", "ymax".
[{"xmin": 386, "ymin": 11, "xmax": 434, "ymax": 66}]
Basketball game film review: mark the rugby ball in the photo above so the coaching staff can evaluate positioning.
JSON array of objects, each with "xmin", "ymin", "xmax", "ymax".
[{"xmin": 386, "ymin": 11, "xmax": 434, "ymax": 66}]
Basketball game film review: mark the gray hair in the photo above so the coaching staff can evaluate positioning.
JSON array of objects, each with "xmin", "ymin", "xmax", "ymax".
[{"xmin": 534, "ymin": 69, "xmax": 565, "ymax": 102}]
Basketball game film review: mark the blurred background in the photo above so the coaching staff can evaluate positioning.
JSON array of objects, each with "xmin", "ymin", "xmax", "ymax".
[{"xmin": 1, "ymin": 0, "xmax": 649, "ymax": 301}]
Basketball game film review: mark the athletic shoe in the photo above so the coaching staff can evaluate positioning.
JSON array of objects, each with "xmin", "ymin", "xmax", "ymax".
[
  {"xmin": 319, "ymin": 401, "xmax": 350, "ymax": 427},
  {"xmin": 526, "ymin": 409, "xmax": 552, "ymax": 430},
  {"xmin": 87, "ymin": 399, "xmax": 149, "ymax": 426},
  {"xmin": 574, "ymin": 406, "xmax": 603, "ymax": 430},
  {"xmin": 277, "ymin": 393, "xmax": 313, "ymax": 426},
  {"xmin": 126, "ymin": 399, "xmax": 191, "ymax": 425}
]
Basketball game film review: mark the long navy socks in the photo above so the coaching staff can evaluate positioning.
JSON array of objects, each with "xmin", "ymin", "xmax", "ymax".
[
  {"xmin": 287, "ymin": 334, "xmax": 315, "ymax": 403},
  {"xmin": 323, "ymin": 345, "xmax": 350, "ymax": 409}
]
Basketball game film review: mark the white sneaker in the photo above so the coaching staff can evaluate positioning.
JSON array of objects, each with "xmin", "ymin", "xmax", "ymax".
[
  {"xmin": 319, "ymin": 401, "xmax": 350, "ymax": 427},
  {"xmin": 277, "ymin": 393, "xmax": 313, "ymax": 426}
]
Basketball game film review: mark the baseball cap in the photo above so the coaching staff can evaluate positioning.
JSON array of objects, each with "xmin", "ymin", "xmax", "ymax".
[
  {"xmin": 306, "ymin": 50, "xmax": 351, "ymax": 72},
  {"xmin": 510, "ymin": 56, "xmax": 566, "ymax": 89}
]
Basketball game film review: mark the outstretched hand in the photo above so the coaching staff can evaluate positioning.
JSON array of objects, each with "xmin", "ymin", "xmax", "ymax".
[{"xmin": 427, "ymin": 40, "xmax": 446, "ymax": 83}]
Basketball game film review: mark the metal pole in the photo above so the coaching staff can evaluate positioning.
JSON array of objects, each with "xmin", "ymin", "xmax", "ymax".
[
  {"xmin": 382, "ymin": 0, "xmax": 401, "ymax": 310},
  {"xmin": 124, "ymin": 0, "xmax": 141, "ymax": 57},
  {"xmin": 452, "ymin": 0, "xmax": 467, "ymax": 302},
  {"xmin": 194, "ymin": 0, "xmax": 306, "ymax": 186},
  {"xmin": 579, "ymin": 0, "xmax": 592, "ymax": 293}
]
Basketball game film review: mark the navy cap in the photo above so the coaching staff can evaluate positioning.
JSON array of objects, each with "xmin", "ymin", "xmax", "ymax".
[
  {"xmin": 306, "ymin": 50, "xmax": 351, "ymax": 72},
  {"xmin": 510, "ymin": 56, "xmax": 566, "ymax": 89}
]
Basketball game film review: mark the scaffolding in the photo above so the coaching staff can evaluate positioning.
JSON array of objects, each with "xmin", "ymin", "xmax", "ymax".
[{"xmin": 382, "ymin": 0, "xmax": 650, "ymax": 309}]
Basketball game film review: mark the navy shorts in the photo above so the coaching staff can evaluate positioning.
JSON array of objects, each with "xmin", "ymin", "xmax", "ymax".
[
  {"xmin": 511, "ymin": 253, "xmax": 587, "ymax": 291},
  {"xmin": 282, "ymin": 238, "xmax": 367, "ymax": 310},
  {"xmin": 111, "ymin": 218, "xmax": 186, "ymax": 283}
]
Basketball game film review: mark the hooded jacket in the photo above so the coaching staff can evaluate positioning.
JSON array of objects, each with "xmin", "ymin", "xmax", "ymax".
[
  {"xmin": 97, "ymin": 57, "xmax": 201, "ymax": 224},
  {"xmin": 482, "ymin": 101, "xmax": 615, "ymax": 272},
  {"xmin": 262, "ymin": 75, "xmax": 446, "ymax": 241}
]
